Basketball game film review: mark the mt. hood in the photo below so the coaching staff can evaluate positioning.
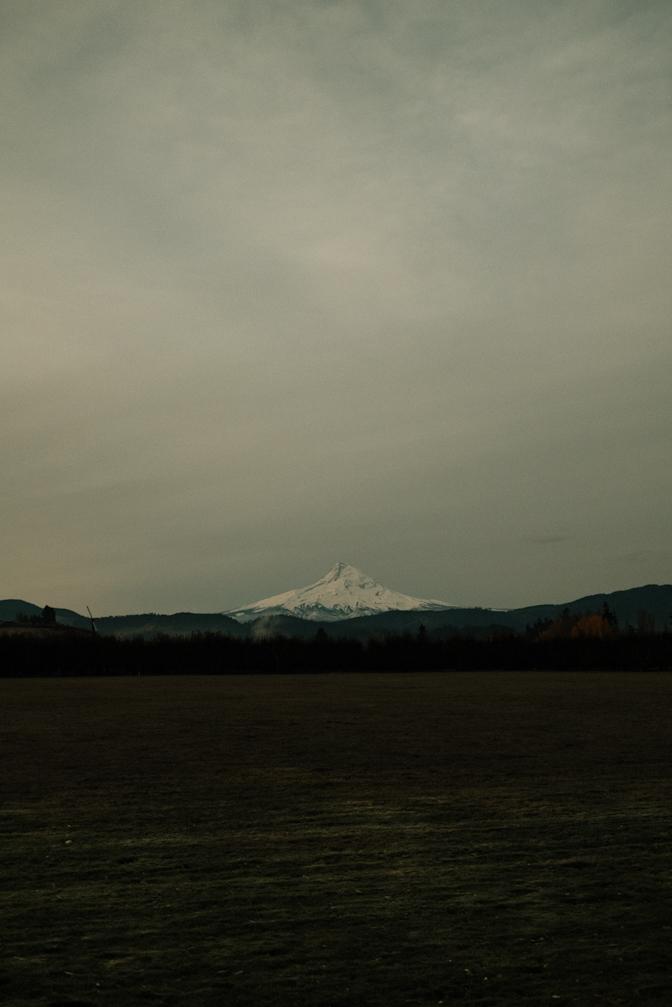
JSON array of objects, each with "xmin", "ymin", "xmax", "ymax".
[{"xmin": 227, "ymin": 562, "xmax": 453, "ymax": 623}]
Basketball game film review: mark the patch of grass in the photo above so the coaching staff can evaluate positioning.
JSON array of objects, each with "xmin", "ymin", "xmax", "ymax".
[{"xmin": 2, "ymin": 672, "xmax": 672, "ymax": 1005}]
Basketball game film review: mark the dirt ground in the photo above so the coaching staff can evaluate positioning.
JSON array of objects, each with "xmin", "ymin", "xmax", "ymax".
[{"xmin": 2, "ymin": 671, "xmax": 672, "ymax": 1005}]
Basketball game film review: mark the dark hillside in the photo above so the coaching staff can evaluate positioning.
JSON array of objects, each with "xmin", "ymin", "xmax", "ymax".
[
  {"xmin": 0, "ymin": 599, "xmax": 91, "ymax": 630},
  {"xmin": 0, "ymin": 599, "xmax": 44, "ymax": 622},
  {"xmin": 95, "ymin": 612, "xmax": 247, "ymax": 638},
  {"xmin": 326, "ymin": 607, "xmax": 513, "ymax": 638},
  {"xmin": 561, "ymin": 584, "xmax": 672, "ymax": 628}
]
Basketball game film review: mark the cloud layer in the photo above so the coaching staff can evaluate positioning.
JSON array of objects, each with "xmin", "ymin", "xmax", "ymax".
[{"xmin": 2, "ymin": 0, "xmax": 671, "ymax": 611}]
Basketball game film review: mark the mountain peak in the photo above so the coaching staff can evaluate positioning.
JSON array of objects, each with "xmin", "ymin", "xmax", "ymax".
[
  {"xmin": 325, "ymin": 561, "xmax": 351, "ymax": 578},
  {"xmin": 321, "ymin": 562, "xmax": 369, "ymax": 583},
  {"xmin": 227, "ymin": 564, "xmax": 453, "ymax": 623}
]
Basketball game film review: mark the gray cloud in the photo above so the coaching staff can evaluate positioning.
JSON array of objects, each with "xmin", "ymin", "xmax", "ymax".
[
  {"xmin": 1, "ymin": 0, "xmax": 671, "ymax": 612},
  {"xmin": 524, "ymin": 535, "xmax": 570, "ymax": 546}
]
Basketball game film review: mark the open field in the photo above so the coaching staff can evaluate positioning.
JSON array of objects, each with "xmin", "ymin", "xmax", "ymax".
[{"xmin": 2, "ymin": 672, "xmax": 672, "ymax": 1006}]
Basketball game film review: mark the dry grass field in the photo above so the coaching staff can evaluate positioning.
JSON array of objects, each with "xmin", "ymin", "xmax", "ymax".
[{"xmin": 2, "ymin": 671, "xmax": 672, "ymax": 1006}]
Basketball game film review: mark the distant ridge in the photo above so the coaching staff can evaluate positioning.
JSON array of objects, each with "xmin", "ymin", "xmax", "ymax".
[
  {"xmin": 2, "ymin": 583, "xmax": 671, "ymax": 639},
  {"xmin": 0, "ymin": 600, "xmax": 244, "ymax": 639},
  {"xmin": 0, "ymin": 599, "xmax": 90, "ymax": 629}
]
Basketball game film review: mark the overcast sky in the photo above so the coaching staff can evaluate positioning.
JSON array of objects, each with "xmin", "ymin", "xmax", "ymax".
[{"xmin": 2, "ymin": 0, "xmax": 671, "ymax": 614}]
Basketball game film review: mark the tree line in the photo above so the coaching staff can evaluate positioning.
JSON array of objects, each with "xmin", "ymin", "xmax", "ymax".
[{"xmin": 1, "ymin": 622, "xmax": 671, "ymax": 676}]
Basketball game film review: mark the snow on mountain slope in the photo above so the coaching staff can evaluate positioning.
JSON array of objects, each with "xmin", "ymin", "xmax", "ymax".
[{"xmin": 227, "ymin": 562, "xmax": 453, "ymax": 622}]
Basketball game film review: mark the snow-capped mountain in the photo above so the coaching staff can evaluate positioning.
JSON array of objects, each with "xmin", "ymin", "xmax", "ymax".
[{"xmin": 227, "ymin": 562, "xmax": 453, "ymax": 623}]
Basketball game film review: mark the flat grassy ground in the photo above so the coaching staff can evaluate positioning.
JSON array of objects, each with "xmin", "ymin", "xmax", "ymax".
[{"xmin": 2, "ymin": 672, "xmax": 672, "ymax": 1006}]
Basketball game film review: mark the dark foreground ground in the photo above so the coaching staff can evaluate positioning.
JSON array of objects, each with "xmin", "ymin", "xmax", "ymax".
[{"xmin": 2, "ymin": 672, "xmax": 671, "ymax": 1007}]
